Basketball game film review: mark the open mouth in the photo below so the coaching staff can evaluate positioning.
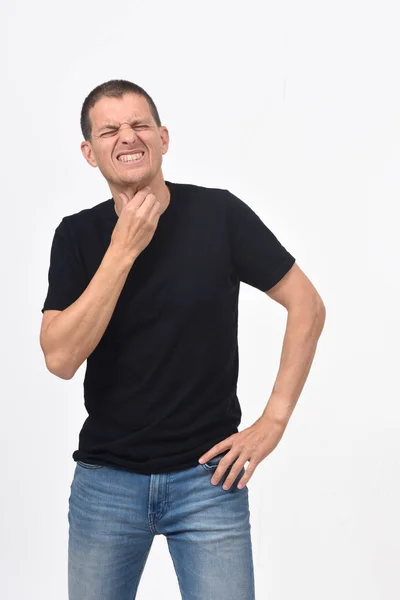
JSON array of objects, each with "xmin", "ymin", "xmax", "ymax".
[{"xmin": 117, "ymin": 151, "xmax": 145, "ymax": 164}]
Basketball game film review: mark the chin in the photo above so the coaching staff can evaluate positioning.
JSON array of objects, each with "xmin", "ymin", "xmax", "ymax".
[{"xmin": 123, "ymin": 172, "xmax": 144, "ymax": 183}]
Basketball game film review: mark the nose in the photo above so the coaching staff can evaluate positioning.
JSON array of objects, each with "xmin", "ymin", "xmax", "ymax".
[{"xmin": 119, "ymin": 124, "xmax": 138, "ymax": 143}]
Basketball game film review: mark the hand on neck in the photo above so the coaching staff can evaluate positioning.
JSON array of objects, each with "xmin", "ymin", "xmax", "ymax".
[{"xmin": 111, "ymin": 178, "xmax": 170, "ymax": 218}]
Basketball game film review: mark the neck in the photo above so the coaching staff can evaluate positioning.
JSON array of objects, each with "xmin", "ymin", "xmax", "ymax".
[{"xmin": 110, "ymin": 172, "xmax": 170, "ymax": 218}]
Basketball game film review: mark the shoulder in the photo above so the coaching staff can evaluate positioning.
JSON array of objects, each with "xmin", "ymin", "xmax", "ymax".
[
  {"xmin": 170, "ymin": 180, "xmax": 229, "ymax": 199},
  {"xmin": 169, "ymin": 181, "xmax": 232, "ymax": 213},
  {"xmin": 171, "ymin": 182, "xmax": 253, "ymax": 211},
  {"xmin": 57, "ymin": 199, "xmax": 112, "ymax": 236}
]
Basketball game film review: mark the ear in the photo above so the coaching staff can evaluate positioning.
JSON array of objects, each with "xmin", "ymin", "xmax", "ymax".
[
  {"xmin": 159, "ymin": 126, "xmax": 170, "ymax": 155},
  {"xmin": 81, "ymin": 140, "xmax": 98, "ymax": 167}
]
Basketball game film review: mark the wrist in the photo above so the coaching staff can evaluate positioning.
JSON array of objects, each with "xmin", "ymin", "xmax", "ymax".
[
  {"xmin": 107, "ymin": 243, "xmax": 137, "ymax": 271},
  {"xmin": 259, "ymin": 392, "xmax": 294, "ymax": 429}
]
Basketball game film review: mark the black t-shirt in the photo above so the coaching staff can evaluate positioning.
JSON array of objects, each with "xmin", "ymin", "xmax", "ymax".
[{"xmin": 41, "ymin": 181, "xmax": 296, "ymax": 474}]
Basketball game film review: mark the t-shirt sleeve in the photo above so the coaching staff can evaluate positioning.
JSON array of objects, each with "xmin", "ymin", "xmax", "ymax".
[
  {"xmin": 41, "ymin": 218, "xmax": 88, "ymax": 313},
  {"xmin": 225, "ymin": 190, "xmax": 296, "ymax": 291}
]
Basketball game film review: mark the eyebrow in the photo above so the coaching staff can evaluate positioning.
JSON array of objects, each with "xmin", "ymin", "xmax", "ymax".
[{"xmin": 97, "ymin": 119, "xmax": 149, "ymax": 133}]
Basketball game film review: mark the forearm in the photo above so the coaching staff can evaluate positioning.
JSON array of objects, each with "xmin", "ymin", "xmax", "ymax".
[
  {"xmin": 260, "ymin": 297, "xmax": 326, "ymax": 427},
  {"xmin": 42, "ymin": 244, "xmax": 136, "ymax": 379}
]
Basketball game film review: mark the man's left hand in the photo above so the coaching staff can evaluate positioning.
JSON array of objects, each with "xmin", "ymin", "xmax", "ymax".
[{"xmin": 198, "ymin": 416, "xmax": 286, "ymax": 490}]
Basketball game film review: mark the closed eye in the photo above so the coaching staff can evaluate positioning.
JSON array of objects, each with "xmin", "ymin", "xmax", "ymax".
[
  {"xmin": 101, "ymin": 125, "xmax": 149, "ymax": 136},
  {"xmin": 101, "ymin": 130, "xmax": 117, "ymax": 136}
]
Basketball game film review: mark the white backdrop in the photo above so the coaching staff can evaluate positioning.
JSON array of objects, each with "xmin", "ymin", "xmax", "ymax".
[{"xmin": 2, "ymin": 0, "xmax": 399, "ymax": 598}]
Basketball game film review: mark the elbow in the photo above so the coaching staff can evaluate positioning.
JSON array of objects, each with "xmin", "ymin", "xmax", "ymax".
[
  {"xmin": 44, "ymin": 354, "xmax": 76, "ymax": 380},
  {"xmin": 315, "ymin": 296, "xmax": 327, "ymax": 334},
  {"xmin": 317, "ymin": 295, "xmax": 326, "ymax": 320},
  {"xmin": 54, "ymin": 368, "xmax": 75, "ymax": 381},
  {"xmin": 292, "ymin": 293, "xmax": 326, "ymax": 335}
]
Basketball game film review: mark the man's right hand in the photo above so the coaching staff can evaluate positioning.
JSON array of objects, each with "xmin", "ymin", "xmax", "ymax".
[{"xmin": 110, "ymin": 186, "xmax": 162, "ymax": 262}]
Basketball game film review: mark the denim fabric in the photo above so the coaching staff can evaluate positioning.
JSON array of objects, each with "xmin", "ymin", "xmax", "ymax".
[{"xmin": 68, "ymin": 453, "xmax": 255, "ymax": 599}]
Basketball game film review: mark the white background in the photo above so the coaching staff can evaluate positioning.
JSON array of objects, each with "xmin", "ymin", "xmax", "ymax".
[{"xmin": 2, "ymin": 0, "xmax": 399, "ymax": 598}]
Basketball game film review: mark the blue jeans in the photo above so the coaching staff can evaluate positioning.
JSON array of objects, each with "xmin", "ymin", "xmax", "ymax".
[{"xmin": 68, "ymin": 452, "xmax": 256, "ymax": 599}]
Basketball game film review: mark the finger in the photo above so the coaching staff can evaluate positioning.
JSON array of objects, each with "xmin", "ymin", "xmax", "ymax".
[
  {"xmin": 148, "ymin": 199, "xmax": 161, "ymax": 221},
  {"xmin": 237, "ymin": 478, "xmax": 248, "ymax": 490},
  {"xmin": 198, "ymin": 447, "xmax": 220, "ymax": 464},
  {"xmin": 210, "ymin": 452, "xmax": 238, "ymax": 486},
  {"xmin": 132, "ymin": 185, "xmax": 153, "ymax": 208},
  {"xmin": 236, "ymin": 462, "xmax": 257, "ymax": 489},
  {"xmin": 198, "ymin": 437, "xmax": 234, "ymax": 464},
  {"xmin": 142, "ymin": 193, "xmax": 157, "ymax": 209},
  {"xmin": 219, "ymin": 460, "xmax": 246, "ymax": 490},
  {"xmin": 210, "ymin": 464, "xmax": 228, "ymax": 486}
]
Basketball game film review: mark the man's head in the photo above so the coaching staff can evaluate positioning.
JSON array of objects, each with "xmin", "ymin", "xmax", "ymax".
[{"xmin": 80, "ymin": 80, "xmax": 169, "ymax": 196}]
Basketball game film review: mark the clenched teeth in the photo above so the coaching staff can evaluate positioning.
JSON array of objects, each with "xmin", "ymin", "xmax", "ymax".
[{"xmin": 118, "ymin": 152, "xmax": 144, "ymax": 162}]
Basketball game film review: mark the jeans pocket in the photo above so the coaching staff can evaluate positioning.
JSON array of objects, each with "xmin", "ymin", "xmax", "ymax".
[
  {"xmin": 76, "ymin": 460, "xmax": 104, "ymax": 470},
  {"xmin": 200, "ymin": 450, "xmax": 229, "ymax": 471}
]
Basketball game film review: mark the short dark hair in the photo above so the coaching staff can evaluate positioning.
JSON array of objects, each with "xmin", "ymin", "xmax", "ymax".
[{"xmin": 80, "ymin": 79, "xmax": 162, "ymax": 141}]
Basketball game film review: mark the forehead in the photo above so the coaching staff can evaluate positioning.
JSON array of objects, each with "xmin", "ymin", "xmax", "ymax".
[{"xmin": 90, "ymin": 93, "xmax": 153, "ymax": 129}]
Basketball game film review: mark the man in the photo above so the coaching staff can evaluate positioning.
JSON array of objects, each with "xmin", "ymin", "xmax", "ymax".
[{"xmin": 40, "ymin": 79, "xmax": 325, "ymax": 600}]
